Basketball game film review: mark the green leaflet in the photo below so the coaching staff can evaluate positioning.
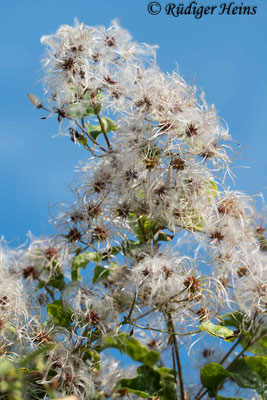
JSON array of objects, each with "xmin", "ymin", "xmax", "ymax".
[
  {"xmin": 220, "ymin": 310, "xmax": 245, "ymax": 329},
  {"xmin": 117, "ymin": 365, "xmax": 177, "ymax": 399},
  {"xmin": 102, "ymin": 117, "xmax": 117, "ymax": 132},
  {"xmin": 199, "ymin": 321, "xmax": 236, "ymax": 341},
  {"xmin": 117, "ymin": 365, "xmax": 162, "ymax": 398},
  {"xmin": 128, "ymin": 213, "xmax": 161, "ymax": 243},
  {"xmin": 47, "ymin": 272, "xmax": 66, "ymax": 291},
  {"xmin": 205, "ymin": 180, "xmax": 218, "ymax": 200},
  {"xmin": 92, "ymin": 265, "xmax": 110, "ymax": 283},
  {"xmin": 68, "ymin": 100, "xmax": 101, "ymax": 119},
  {"xmin": 200, "ymin": 357, "xmax": 267, "ymax": 399},
  {"xmin": 92, "ymin": 394, "xmax": 105, "ymax": 400},
  {"xmin": 78, "ymin": 135, "xmax": 88, "ymax": 146},
  {"xmin": 246, "ymin": 336, "xmax": 267, "ymax": 356},
  {"xmin": 220, "ymin": 311, "xmax": 267, "ymax": 355},
  {"xmin": 85, "ymin": 118, "xmax": 117, "ymax": 140},
  {"xmin": 155, "ymin": 231, "xmax": 174, "ymax": 242},
  {"xmin": 157, "ymin": 367, "xmax": 177, "ymax": 400},
  {"xmin": 228, "ymin": 357, "xmax": 267, "ymax": 399},
  {"xmin": 200, "ymin": 363, "xmax": 231, "ymax": 396},
  {"xmin": 243, "ymin": 356, "xmax": 267, "ymax": 382},
  {"xmin": 0, "ymin": 358, "xmax": 17, "ymax": 375},
  {"xmin": 85, "ymin": 123, "xmax": 102, "ymax": 140},
  {"xmin": 256, "ymin": 234, "xmax": 267, "ymax": 251},
  {"xmin": 0, "ymin": 358, "xmax": 23, "ymax": 400},
  {"xmin": 80, "ymin": 348, "xmax": 101, "ymax": 371},
  {"xmin": 71, "ymin": 251, "xmax": 102, "ymax": 281},
  {"xmin": 100, "ymin": 332, "xmax": 160, "ymax": 367},
  {"xmin": 47, "ymin": 300, "xmax": 73, "ymax": 328},
  {"xmin": 120, "ymin": 239, "xmax": 144, "ymax": 257},
  {"xmin": 37, "ymin": 265, "xmax": 66, "ymax": 291}
]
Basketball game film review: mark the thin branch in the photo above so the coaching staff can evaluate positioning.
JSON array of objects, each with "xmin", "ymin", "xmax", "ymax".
[
  {"xmin": 138, "ymin": 217, "xmax": 148, "ymax": 242},
  {"xmin": 127, "ymin": 321, "xmax": 200, "ymax": 336},
  {"xmin": 219, "ymin": 335, "xmax": 243, "ymax": 365},
  {"xmin": 171, "ymin": 345, "xmax": 178, "ymax": 400},
  {"xmin": 128, "ymin": 287, "xmax": 189, "ymax": 324},
  {"xmin": 74, "ymin": 119, "xmax": 106, "ymax": 152},
  {"xmin": 37, "ymin": 277, "xmax": 55, "ymax": 301},
  {"xmin": 166, "ymin": 313, "xmax": 185, "ymax": 400},
  {"xmin": 95, "ymin": 110, "xmax": 112, "ymax": 150},
  {"xmin": 126, "ymin": 292, "xmax": 137, "ymax": 322}
]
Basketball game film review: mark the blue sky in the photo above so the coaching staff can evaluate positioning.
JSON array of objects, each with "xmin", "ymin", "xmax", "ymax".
[{"xmin": 0, "ymin": 0, "xmax": 266, "ymax": 243}]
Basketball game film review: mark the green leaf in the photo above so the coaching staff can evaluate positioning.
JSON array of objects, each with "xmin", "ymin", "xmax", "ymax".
[
  {"xmin": 201, "ymin": 358, "xmax": 267, "ymax": 399},
  {"xmin": 199, "ymin": 322, "xmax": 236, "ymax": 341},
  {"xmin": 0, "ymin": 358, "xmax": 23, "ymax": 400},
  {"xmin": 81, "ymin": 348, "xmax": 101, "ymax": 371},
  {"xmin": 257, "ymin": 235, "xmax": 267, "ymax": 251},
  {"xmin": 155, "ymin": 231, "xmax": 174, "ymax": 242},
  {"xmin": 93, "ymin": 265, "xmax": 110, "ymax": 284},
  {"xmin": 71, "ymin": 251, "xmax": 102, "ymax": 281},
  {"xmin": 47, "ymin": 300, "xmax": 72, "ymax": 328},
  {"xmin": 102, "ymin": 117, "xmax": 117, "ymax": 132},
  {"xmin": 0, "ymin": 358, "xmax": 16, "ymax": 375},
  {"xmin": 85, "ymin": 123, "xmax": 103, "ymax": 140},
  {"xmin": 140, "ymin": 143, "xmax": 162, "ymax": 160},
  {"xmin": 92, "ymin": 394, "xmax": 105, "ymax": 400},
  {"xmin": 68, "ymin": 100, "xmax": 101, "ymax": 119},
  {"xmin": 205, "ymin": 180, "xmax": 218, "ymax": 200},
  {"xmin": 221, "ymin": 312, "xmax": 267, "ymax": 355},
  {"xmin": 228, "ymin": 358, "xmax": 267, "ymax": 399},
  {"xmin": 48, "ymin": 272, "xmax": 65, "ymax": 291},
  {"xmin": 120, "ymin": 239, "xmax": 144, "ymax": 257},
  {"xmin": 78, "ymin": 135, "xmax": 88, "ymax": 146},
  {"xmin": 128, "ymin": 213, "xmax": 161, "ymax": 243},
  {"xmin": 117, "ymin": 365, "xmax": 162, "ymax": 398},
  {"xmin": 220, "ymin": 310, "xmax": 246, "ymax": 329},
  {"xmin": 246, "ymin": 336, "xmax": 267, "ymax": 356},
  {"xmin": 100, "ymin": 332, "xmax": 160, "ymax": 367},
  {"xmin": 200, "ymin": 363, "xmax": 230, "ymax": 396},
  {"xmin": 244, "ymin": 356, "xmax": 267, "ymax": 382},
  {"xmin": 84, "ymin": 103, "xmax": 101, "ymax": 116},
  {"xmin": 157, "ymin": 368, "xmax": 177, "ymax": 400}
]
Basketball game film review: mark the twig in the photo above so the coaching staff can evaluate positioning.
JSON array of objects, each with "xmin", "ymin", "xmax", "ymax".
[
  {"xmin": 126, "ymin": 321, "xmax": 200, "ymax": 336},
  {"xmin": 138, "ymin": 217, "xmax": 148, "ymax": 242},
  {"xmin": 171, "ymin": 346, "xmax": 178, "ymax": 400},
  {"xmin": 166, "ymin": 312, "xmax": 185, "ymax": 400},
  {"xmin": 95, "ymin": 109, "xmax": 112, "ymax": 150},
  {"xmin": 74, "ymin": 120, "xmax": 106, "ymax": 152},
  {"xmin": 128, "ymin": 287, "xmax": 189, "ymax": 324},
  {"xmin": 219, "ymin": 336, "xmax": 243, "ymax": 365},
  {"xmin": 126, "ymin": 292, "xmax": 137, "ymax": 322}
]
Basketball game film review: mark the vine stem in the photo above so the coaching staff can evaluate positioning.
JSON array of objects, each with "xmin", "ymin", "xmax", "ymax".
[
  {"xmin": 166, "ymin": 312, "xmax": 185, "ymax": 400},
  {"xmin": 171, "ymin": 346, "xmax": 178, "ymax": 400},
  {"xmin": 218, "ymin": 335, "xmax": 243, "ymax": 366},
  {"xmin": 36, "ymin": 277, "xmax": 55, "ymax": 301},
  {"xmin": 120, "ymin": 287, "xmax": 189, "ymax": 327},
  {"xmin": 125, "ymin": 321, "xmax": 200, "ymax": 336},
  {"xmin": 137, "ymin": 217, "xmax": 148, "ymax": 242},
  {"xmin": 95, "ymin": 110, "xmax": 112, "ymax": 150},
  {"xmin": 74, "ymin": 119, "xmax": 106, "ymax": 152},
  {"xmin": 126, "ymin": 292, "xmax": 137, "ymax": 322}
]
